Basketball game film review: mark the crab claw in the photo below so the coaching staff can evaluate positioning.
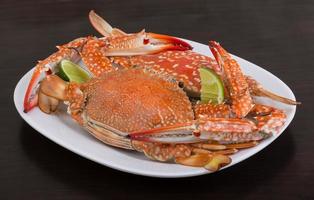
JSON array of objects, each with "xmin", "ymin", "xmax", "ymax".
[
  {"xmin": 209, "ymin": 41, "xmax": 254, "ymax": 118},
  {"xmin": 23, "ymin": 38, "xmax": 85, "ymax": 113},
  {"xmin": 102, "ymin": 30, "xmax": 192, "ymax": 57},
  {"xmin": 146, "ymin": 32, "xmax": 192, "ymax": 51},
  {"xmin": 23, "ymin": 67, "xmax": 52, "ymax": 113},
  {"xmin": 89, "ymin": 10, "xmax": 192, "ymax": 56}
]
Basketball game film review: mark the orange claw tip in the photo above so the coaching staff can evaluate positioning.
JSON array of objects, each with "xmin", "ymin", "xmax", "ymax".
[
  {"xmin": 23, "ymin": 73, "xmax": 39, "ymax": 113},
  {"xmin": 23, "ymin": 81, "xmax": 39, "ymax": 113},
  {"xmin": 208, "ymin": 40, "xmax": 219, "ymax": 47},
  {"xmin": 23, "ymin": 67, "xmax": 51, "ymax": 113},
  {"xmin": 154, "ymin": 43, "xmax": 191, "ymax": 53},
  {"xmin": 208, "ymin": 41, "xmax": 230, "ymax": 60},
  {"xmin": 208, "ymin": 41, "xmax": 225, "ymax": 61},
  {"xmin": 208, "ymin": 41, "xmax": 221, "ymax": 64},
  {"xmin": 23, "ymin": 96, "xmax": 38, "ymax": 113},
  {"xmin": 208, "ymin": 41, "xmax": 219, "ymax": 52},
  {"xmin": 23, "ymin": 85, "xmax": 38, "ymax": 113},
  {"xmin": 208, "ymin": 41, "xmax": 223, "ymax": 50}
]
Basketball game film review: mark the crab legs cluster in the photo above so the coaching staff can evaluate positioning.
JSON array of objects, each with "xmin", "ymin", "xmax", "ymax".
[{"xmin": 23, "ymin": 10, "xmax": 298, "ymax": 171}]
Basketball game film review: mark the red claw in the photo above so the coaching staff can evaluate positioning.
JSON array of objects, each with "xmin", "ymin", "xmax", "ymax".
[
  {"xmin": 147, "ymin": 32, "xmax": 193, "ymax": 51},
  {"xmin": 23, "ymin": 93, "xmax": 38, "ymax": 113},
  {"xmin": 23, "ymin": 67, "xmax": 49, "ymax": 113},
  {"xmin": 208, "ymin": 41, "xmax": 254, "ymax": 118},
  {"xmin": 208, "ymin": 41, "xmax": 230, "ymax": 69},
  {"xmin": 23, "ymin": 37, "xmax": 85, "ymax": 112}
]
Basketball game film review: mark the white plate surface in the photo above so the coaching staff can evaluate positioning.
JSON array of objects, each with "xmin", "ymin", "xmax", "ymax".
[{"xmin": 14, "ymin": 39, "xmax": 297, "ymax": 178}]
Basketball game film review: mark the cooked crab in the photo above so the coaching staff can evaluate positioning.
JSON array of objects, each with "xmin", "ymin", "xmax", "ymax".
[{"xmin": 23, "ymin": 10, "xmax": 298, "ymax": 171}]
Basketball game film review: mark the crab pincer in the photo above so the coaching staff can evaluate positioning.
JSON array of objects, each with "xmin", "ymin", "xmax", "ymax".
[
  {"xmin": 23, "ymin": 38, "xmax": 87, "ymax": 113},
  {"xmin": 89, "ymin": 10, "xmax": 192, "ymax": 56},
  {"xmin": 209, "ymin": 41, "xmax": 254, "ymax": 118}
]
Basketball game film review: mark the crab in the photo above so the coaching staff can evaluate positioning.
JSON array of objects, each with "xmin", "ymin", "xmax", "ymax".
[
  {"xmin": 37, "ymin": 65, "xmax": 286, "ymax": 170},
  {"xmin": 23, "ymin": 10, "xmax": 299, "ymax": 171}
]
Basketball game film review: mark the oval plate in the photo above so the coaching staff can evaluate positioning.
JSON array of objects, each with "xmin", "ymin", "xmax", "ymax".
[{"xmin": 14, "ymin": 39, "xmax": 297, "ymax": 178}]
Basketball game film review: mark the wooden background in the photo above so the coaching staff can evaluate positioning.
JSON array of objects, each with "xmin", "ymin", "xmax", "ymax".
[{"xmin": 1, "ymin": 0, "xmax": 313, "ymax": 199}]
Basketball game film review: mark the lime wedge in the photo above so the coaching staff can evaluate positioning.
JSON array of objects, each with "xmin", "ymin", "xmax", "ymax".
[
  {"xmin": 199, "ymin": 67, "xmax": 224, "ymax": 104},
  {"xmin": 57, "ymin": 60, "xmax": 90, "ymax": 83}
]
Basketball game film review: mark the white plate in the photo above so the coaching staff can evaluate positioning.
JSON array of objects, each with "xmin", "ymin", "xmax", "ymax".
[{"xmin": 14, "ymin": 39, "xmax": 297, "ymax": 178}]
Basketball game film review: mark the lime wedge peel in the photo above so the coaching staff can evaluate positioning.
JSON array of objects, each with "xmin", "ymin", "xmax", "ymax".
[
  {"xmin": 199, "ymin": 67, "xmax": 224, "ymax": 104},
  {"xmin": 57, "ymin": 60, "xmax": 91, "ymax": 83}
]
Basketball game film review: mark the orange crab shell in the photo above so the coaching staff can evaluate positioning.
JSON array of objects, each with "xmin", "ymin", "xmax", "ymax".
[
  {"xmin": 80, "ymin": 68, "xmax": 195, "ymax": 132},
  {"xmin": 130, "ymin": 50, "xmax": 221, "ymax": 93}
]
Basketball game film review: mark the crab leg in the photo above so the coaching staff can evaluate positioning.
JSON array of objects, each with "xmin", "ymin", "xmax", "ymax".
[
  {"xmin": 245, "ymin": 76, "xmax": 300, "ymax": 105},
  {"xmin": 131, "ymin": 140, "xmax": 232, "ymax": 172}
]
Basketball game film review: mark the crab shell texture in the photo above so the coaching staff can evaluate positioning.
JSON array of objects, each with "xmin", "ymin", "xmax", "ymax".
[
  {"xmin": 130, "ymin": 50, "xmax": 220, "ymax": 94},
  {"xmin": 80, "ymin": 68, "xmax": 194, "ymax": 132}
]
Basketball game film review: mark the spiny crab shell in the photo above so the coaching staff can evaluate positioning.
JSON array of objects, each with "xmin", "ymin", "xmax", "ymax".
[
  {"xmin": 130, "ymin": 50, "xmax": 221, "ymax": 94},
  {"xmin": 81, "ymin": 67, "xmax": 194, "ymax": 133}
]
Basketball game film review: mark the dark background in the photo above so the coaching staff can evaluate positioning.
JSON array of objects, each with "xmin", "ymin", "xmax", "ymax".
[{"xmin": 1, "ymin": 0, "xmax": 313, "ymax": 199}]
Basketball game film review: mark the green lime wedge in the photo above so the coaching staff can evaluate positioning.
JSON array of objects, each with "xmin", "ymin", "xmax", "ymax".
[
  {"xmin": 57, "ymin": 60, "xmax": 90, "ymax": 83},
  {"xmin": 199, "ymin": 67, "xmax": 224, "ymax": 104}
]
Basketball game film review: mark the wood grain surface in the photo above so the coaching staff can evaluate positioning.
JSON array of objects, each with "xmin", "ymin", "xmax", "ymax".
[{"xmin": 1, "ymin": 0, "xmax": 313, "ymax": 199}]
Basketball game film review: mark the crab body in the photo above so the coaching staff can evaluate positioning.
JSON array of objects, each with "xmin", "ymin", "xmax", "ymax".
[{"xmin": 83, "ymin": 68, "xmax": 194, "ymax": 132}]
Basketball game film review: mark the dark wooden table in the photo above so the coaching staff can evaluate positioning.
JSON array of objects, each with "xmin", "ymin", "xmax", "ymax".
[{"xmin": 1, "ymin": 0, "xmax": 313, "ymax": 199}]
